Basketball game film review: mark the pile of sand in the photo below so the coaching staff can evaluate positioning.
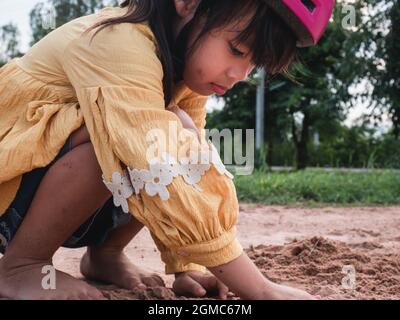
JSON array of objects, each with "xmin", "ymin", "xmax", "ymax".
[{"xmin": 247, "ymin": 236, "xmax": 400, "ymax": 300}]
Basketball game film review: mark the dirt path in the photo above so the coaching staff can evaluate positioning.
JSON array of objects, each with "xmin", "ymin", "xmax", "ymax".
[{"xmin": 49, "ymin": 204, "xmax": 400, "ymax": 299}]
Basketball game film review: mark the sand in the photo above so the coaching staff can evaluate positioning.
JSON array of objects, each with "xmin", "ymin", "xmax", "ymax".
[
  {"xmin": 248, "ymin": 236, "xmax": 400, "ymax": 299},
  {"xmin": 3, "ymin": 204, "xmax": 400, "ymax": 299}
]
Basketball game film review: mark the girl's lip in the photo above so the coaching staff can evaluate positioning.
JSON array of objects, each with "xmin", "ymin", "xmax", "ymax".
[{"xmin": 211, "ymin": 83, "xmax": 227, "ymax": 95}]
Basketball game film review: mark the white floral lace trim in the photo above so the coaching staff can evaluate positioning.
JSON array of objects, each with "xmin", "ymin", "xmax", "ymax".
[{"xmin": 102, "ymin": 141, "xmax": 234, "ymax": 213}]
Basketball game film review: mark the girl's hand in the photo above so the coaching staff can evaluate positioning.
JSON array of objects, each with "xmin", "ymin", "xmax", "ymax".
[
  {"xmin": 173, "ymin": 271, "xmax": 229, "ymax": 299},
  {"xmin": 167, "ymin": 105, "xmax": 202, "ymax": 143}
]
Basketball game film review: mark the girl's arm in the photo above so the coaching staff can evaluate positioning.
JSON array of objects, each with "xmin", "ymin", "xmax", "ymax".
[
  {"xmin": 167, "ymin": 105, "xmax": 229, "ymax": 298},
  {"xmin": 167, "ymin": 107, "xmax": 314, "ymax": 300}
]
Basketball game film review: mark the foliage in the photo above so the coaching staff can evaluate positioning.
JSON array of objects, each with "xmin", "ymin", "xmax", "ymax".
[{"xmin": 234, "ymin": 168, "xmax": 400, "ymax": 205}]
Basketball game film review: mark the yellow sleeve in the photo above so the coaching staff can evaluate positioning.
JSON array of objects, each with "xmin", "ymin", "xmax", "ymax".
[
  {"xmin": 63, "ymin": 22, "xmax": 242, "ymax": 274},
  {"xmin": 177, "ymin": 90, "xmax": 208, "ymax": 132}
]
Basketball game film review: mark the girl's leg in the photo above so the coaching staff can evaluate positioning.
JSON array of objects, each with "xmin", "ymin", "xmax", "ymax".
[
  {"xmin": 69, "ymin": 124, "xmax": 166, "ymax": 289},
  {"xmin": 80, "ymin": 217, "xmax": 165, "ymax": 289},
  {"xmin": 0, "ymin": 126, "xmax": 110, "ymax": 299},
  {"xmin": 208, "ymin": 252, "xmax": 315, "ymax": 300},
  {"xmin": 69, "ymin": 125, "xmax": 165, "ymax": 289}
]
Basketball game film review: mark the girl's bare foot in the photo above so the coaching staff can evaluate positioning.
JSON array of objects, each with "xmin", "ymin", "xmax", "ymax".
[
  {"xmin": 80, "ymin": 248, "xmax": 165, "ymax": 290},
  {"xmin": 0, "ymin": 257, "xmax": 105, "ymax": 300}
]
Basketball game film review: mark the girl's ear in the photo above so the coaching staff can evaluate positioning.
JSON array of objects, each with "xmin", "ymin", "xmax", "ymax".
[{"xmin": 174, "ymin": 0, "xmax": 201, "ymax": 19}]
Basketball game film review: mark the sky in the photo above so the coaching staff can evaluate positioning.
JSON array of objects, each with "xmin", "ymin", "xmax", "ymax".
[
  {"xmin": 0, "ymin": 0, "xmax": 386, "ymax": 129},
  {"xmin": 0, "ymin": 0, "xmax": 37, "ymax": 51}
]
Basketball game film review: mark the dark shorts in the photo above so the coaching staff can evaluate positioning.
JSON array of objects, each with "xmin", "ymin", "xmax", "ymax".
[{"xmin": 0, "ymin": 135, "xmax": 132, "ymax": 254}]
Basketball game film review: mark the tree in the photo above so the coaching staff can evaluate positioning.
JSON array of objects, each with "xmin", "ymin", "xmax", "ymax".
[
  {"xmin": 0, "ymin": 23, "xmax": 22, "ymax": 66},
  {"xmin": 344, "ymin": 0, "xmax": 400, "ymax": 138},
  {"xmin": 30, "ymin": 0, "xmax": 119, "ymax": 45},
  {"xmin": 372, "ymin": 1, "xmax": 400, "ymax": 137},
  {"xmin": 264, "ymin": 2, "xmax": 356, "ymax": 170}
]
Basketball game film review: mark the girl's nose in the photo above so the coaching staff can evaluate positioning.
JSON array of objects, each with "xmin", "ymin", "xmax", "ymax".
[{"xmin": 227, "ymin": 65, "xmax": 253, "ymax": 83}]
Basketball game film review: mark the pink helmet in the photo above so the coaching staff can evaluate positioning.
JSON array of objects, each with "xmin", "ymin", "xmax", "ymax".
[{"xmin": 264, "ymin": 0, "xmax": 335, "ymax": 47}]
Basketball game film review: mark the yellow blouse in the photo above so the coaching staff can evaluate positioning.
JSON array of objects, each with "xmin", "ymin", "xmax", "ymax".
[{"xmin": 0, "ymin": 7, "xmax": 242, "ymax": 273}]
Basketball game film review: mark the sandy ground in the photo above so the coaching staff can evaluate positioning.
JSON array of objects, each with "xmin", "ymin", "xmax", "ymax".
[{"xmin": 46, "ymin": 204, "xmax": 400, "ymax": 300}]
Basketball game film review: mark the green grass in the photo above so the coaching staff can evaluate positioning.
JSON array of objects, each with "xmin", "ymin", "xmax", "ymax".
[{"xmin": 233, "ymin": 169, "xmax": 400, "ymax": 206}]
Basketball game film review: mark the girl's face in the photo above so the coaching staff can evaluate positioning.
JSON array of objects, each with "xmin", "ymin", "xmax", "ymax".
[{"xmin": 182, "ymin": 16, "xmax": 256, "ymax": 96}]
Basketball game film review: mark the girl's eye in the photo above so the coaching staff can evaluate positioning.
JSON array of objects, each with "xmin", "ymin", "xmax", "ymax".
[{"xmin": 229, "ymin": 43, "xmax": 244, "ymax": 57}]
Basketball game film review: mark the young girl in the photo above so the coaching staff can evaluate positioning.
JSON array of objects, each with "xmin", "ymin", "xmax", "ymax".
[{"xmin": 0, "ymin": 0, "xmax": 333, "ymax": 300}]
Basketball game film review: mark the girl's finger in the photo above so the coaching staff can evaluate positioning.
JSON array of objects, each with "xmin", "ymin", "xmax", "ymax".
[
  {"xmin": 192, "ymin": 274, "xmax": 228, "ymax": 299},
  {"xmin": 173, "ymin": 275, "xmax": 207, "ymax": 297},
  {"xmin": 217, "ymin": 280, "xmax": 229, "ymax": 300}
]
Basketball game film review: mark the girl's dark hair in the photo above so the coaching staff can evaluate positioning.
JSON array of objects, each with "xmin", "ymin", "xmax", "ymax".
[{"xmin": 87, "ymin": 0, "xmax": 298, "ymax": 106}]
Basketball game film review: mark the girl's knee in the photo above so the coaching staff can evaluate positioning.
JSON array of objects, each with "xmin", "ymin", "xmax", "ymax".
[
  {"xmin": 57, "ymin": 142, "xmax": 100, "ymax": 177},
  {"xmin": 55, "ymin": 143, "xmax": 109, "ymax": 197},
  {"xmin": 70, "ymin": 124, "xmax": 90, "ymax": 149}
]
